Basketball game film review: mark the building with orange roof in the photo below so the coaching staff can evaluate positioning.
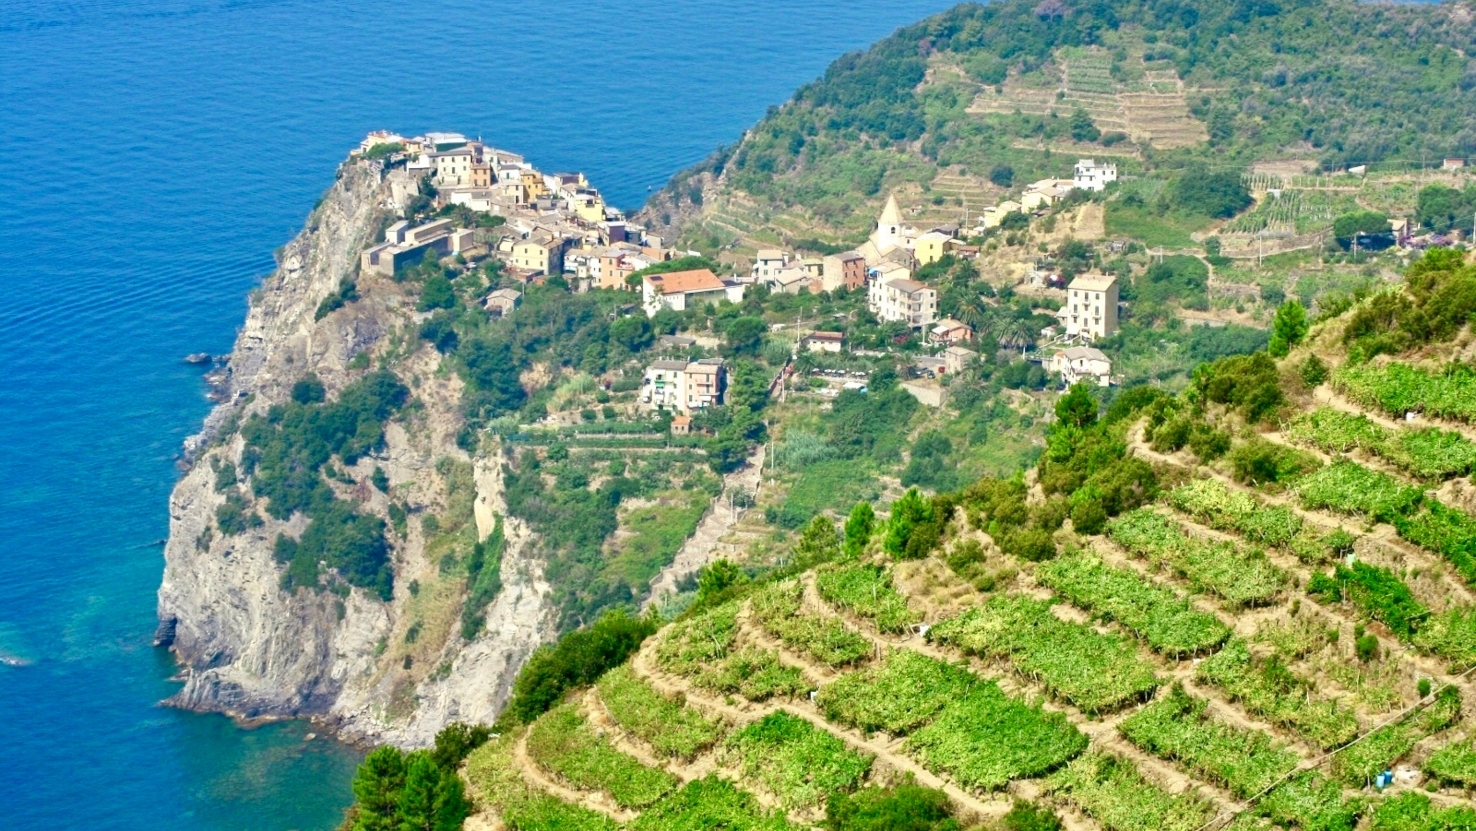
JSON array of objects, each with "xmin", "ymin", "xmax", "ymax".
[{"xmin": 641, "ymin": 268, "xmax": 744, "ymax": 316}]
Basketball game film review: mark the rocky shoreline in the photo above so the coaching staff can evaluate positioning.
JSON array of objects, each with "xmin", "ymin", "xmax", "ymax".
[{"xmin": 156, "ymin": 158, "xmax": 555, "ymax": 746}]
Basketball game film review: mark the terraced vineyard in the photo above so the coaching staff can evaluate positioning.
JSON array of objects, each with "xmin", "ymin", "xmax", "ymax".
[{"xmin": 461, "ymin": 267, "xmax": 1476, "ymax": 831}]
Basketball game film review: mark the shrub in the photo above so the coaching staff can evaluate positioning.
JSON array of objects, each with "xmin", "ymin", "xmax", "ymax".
[
  {"xmin": 1300, "ymin": 355, "xmax": 1328, "ymax": 387},
  {"xmin": 502, "ymin": 608, "xmax": 658, "ymax": 726},
  {"xmin": 1070, "ymin": 499, "xmax": 1107, "ymax": 535},
  {"xmin": 1229, "ymin": 439, "xmax": 1321, "ymax": 487},
  {"xmin": 1002, "ymin": 801, "xmax": 1061, "ymax": 831},
  {"xmin": 825, "ymin": 780, "xmax": 960, "ymax": 831},
  {"xmin": 1194, "ymin": 352, "xmax": 1283, "ymax": 423}
]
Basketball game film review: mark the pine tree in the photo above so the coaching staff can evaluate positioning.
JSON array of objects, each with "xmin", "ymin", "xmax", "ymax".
[
  {"xmin": 395, "ymin": 753, "xmax": 441, "ymax": 831},
  {"xmin": 351, "ymin": 746, "xmax": 406, "ymax": 831},
  {"xmin": 796, "ymin": 515, "xmax": 841, "ymax": 563},
  {"xmin": 1054, "ymin": 383, "xmax": 1098, "ymax": 429},
  {"xmin": 844, "ymin": 502, "xmax": 876, "ymax": 558},
  {"xmin": 1269, "ymin": 300, "xmax": 1309, "ymax": 357},
  {"xmin": 884, "ymin": 489, "xmax": 934, "ymax": 559}
]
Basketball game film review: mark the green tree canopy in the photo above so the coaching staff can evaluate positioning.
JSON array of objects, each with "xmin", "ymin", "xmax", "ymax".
[
  {"xmin": 825, "ymin": 781, "xmax": 959, "ymax": 830},
  {"xmin": 1333, "ymin": 210, "xmax": 1390, "ymax": 244},
  {"xmin": 1069, "ymin": 107, "xmax": 1100, "ymax": 143},
  {"xmin": 724, "ymin": 316, "xmax": 767, "ymax": 356},
  {"xmin": 1168, "ymin": 168, "xmax": 1251, "ymax": 219},
  {"xmin": 351, "ymin": 746, "xmax": 406, "ymax": 831},
  {"xmin": 844, "ymin": 502, "xmax": 876, "ymax": 558},
  {"xmin": 1269, "ymin": 300, "xmax": 1309, "ymax": 357},
  {"xmin": 884, "ymin": 488, "xmax": 935, "ymax": 560},
  {"xmin": 1055, "ymin": 383, "xmax": 1099, "ymax": 429}
]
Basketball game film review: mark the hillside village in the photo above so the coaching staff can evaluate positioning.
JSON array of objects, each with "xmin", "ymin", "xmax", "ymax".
[{"xmin": 354, "ymin": 132, "xmax": 1153, "ymax": 417}]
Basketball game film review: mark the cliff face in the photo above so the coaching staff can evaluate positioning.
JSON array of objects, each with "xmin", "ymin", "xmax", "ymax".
[{"xmin": 157, "ymin": 160, "xmax": 556, "ymax": 746}]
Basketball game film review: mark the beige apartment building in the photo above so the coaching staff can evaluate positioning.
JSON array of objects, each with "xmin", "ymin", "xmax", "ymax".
[
  {"xmin": 1058, "ymin": 273, "xmax": 1119, "ymax": 341},
  {"xmin": 869, "ymin": 275, "xmax": 938, "ymax": 329},
  {"xmin": 640, "ymin": 358, "xmax": 726, "ymax": 414}
]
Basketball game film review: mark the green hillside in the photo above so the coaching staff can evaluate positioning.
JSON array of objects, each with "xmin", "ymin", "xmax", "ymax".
[
  {"xmin": 349, "ymin": 244, "xmax": 1476, "ymax": 829},
  {"xmin": 649, "ymin": 0, "xmax": 1476, "ymax": 235}
]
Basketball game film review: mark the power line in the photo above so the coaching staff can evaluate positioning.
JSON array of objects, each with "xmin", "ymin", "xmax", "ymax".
[{"xmin": 1189, "ymin": 662, "xmax": 1476, "ymax": 831}]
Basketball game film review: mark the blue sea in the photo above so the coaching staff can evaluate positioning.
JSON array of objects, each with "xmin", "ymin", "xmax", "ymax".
[{"xmin": 0, "ymin": 1, "xmax": 954, "ymax": 828}]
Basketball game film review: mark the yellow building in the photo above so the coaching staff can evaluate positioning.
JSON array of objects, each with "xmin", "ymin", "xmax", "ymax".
[
  {"xmin": 510, "ymin": 233, "xmax": 566, "ymax": 276},
  {"xmin": 571, "ymin": 193, "xmax": 606, "ymax": 223},
  {"xmin": 914, "ymin": 230, "xmax": 952, "ymax": 266}
]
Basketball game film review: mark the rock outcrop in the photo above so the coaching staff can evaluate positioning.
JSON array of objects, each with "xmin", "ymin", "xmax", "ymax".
[{"xmin": 157, "ymin": 159, "xmax": 556, "ymax": 746}]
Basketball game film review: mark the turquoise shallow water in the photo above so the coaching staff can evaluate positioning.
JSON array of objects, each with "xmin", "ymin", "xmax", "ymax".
[{"xmin": 0, "ymin": 1, "xmax": 952, "ymax": 827}]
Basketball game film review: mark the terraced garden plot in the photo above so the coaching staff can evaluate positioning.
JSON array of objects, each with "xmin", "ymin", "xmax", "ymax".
[
  {"xmin": 628, "ymin": 775, "xmax": 795, "ymax": 831},
  {"xmin": 815, "ymin": 563, "xmax": 921, "ymax": 634},
  {"xmin": 1391, "ymin": 500, "xmax": 1476, "ymax": 584},
  {"xmin": 1196, "ymin": 639, "xmax": 1358, "ymax": 750},
  {"xmin": 1371, "ymin": 792, "xmax": 1476, "ymax": 831},
  {"xmin": 1119, "ymin": 685, "xmax": 1300, "ymax": 798},
  {"xmin": 928, "ymin": 594, "xmax": 1159, "ymax": 714},
  {"xmin": 904, "ymin": 682, "xmax": 1087, "ymax": 791},
  {"xmin": 1330, "ymin": 687, "xmax": 1462, "ymax": 786},
  {"xmin": 525, "ymin": 703, "xmax": 679, "ymax": 809},
  {"xmin": 1335, "ymin": 361, "xmax": 1476, "ymax": 425},
  {"xmin": 596, "ymin": 665, "xmax": 724, "ymax": 760},
  {"xmin": 1036, "ymin": 552, "xmax": 1230, "ymax": 657},
  {"xmin": 1425, "ymin": 737, "xmax": 1476, "ymax": 788},
  {"xmin": 1285, "ymin": 407, "xmax": 1476, "ymax": 480},
  {"xmin": 816, "ymin": 649, "xmax": 976, "ymax": 736},
  {"xmin": 1256, "ymin": 772, "xmax": 1362, "ymax": 831},
  {"xmin": 695, "ymin": 647, "xmax": 808, "ymax": 702},
  {"xmin": 464, "ymin": 734, "xmax": 622, "ymax": 831},
  {"xmin": 722, "ymin": 712, "xmax": 872, "ymax": 811},
  {"xmin": 1047, "ymin": 751, "xmax": 1215, "ymax": 831},
  {"xmin": 1413, "ymin": 606, "xmax": 1476, "ymax": 671},
  {"xmin": 501, "ymin": 792, "xmax": 621, "ymax": 831},
  {"xmin": 655, "ymin": 600, "xmax": 740, "ymax": 676},
  {"xmin": 1106, "ymin": 509, "xmax": 1285, "ymax": 606},
  {"xmin": 749, "ymin": 580, "xmax": 870, "ymax": 668},
  {"xmin": 1306, "ymin": 561, "xmax": 1428, "ymax": 639},
  {"xmin": 1167, "ymin": 479, "xmax": 1305, "ymax": 548}
]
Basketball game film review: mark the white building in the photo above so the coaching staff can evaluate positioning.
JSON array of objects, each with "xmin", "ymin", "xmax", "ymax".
[
  {"xmin": 1073, "ymin": 159, "xmax": 1118, "ymax": 192},
  {"xmin": 751, "ymin": 249, "xmax": 790, "ymax": 283},
  {"xmin": 358, "ymin": 130, "xmax": 406, "ymax": 154},
  {"xmin": 641, "ymin": 268, "xmax": 744, "ymax": 317},
  {"xmin": 640, "ymin": 358, "xmax": 727, "ymax": 414},
  {"xmin": 869, "ymin": 274, "xmax": 938, "ymax": 328},
  {"xmin": 1057, "ymin": 273, "xmax": 1119, "ymax": 341},
  {"xmin": 1022, "ymin": 179, "xmax": 1076, "ymax": 211},
  {"xmin": 1050, "ymin": 346, "xmax": 1113, "ymax": 387},
  {"xmin": 431, "ymin": 144, "xmax": 480, "ymax": 186}
]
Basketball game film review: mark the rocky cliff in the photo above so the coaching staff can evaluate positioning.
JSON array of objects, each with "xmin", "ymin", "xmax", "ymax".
[{"xmin": 156, "ymin": 159, "xmax": 556, "ymax": 746}]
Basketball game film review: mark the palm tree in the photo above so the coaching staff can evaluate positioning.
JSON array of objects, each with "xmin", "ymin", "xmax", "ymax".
[
  {"xmin": 955, "ymin": 294, "xmax": 990, "ymax": 330},
  {"xmin": 997, "ymin": 319, "xmax": 1034, "ymax": 355}
]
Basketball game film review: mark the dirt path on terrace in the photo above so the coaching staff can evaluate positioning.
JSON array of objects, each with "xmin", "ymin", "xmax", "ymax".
[
  {"xmin": 511, "ymin": 729, "xmax": 637, "ymax": 823},
  {"xmin": 629, "ymin": 638, "xmax": 1014, "ymax": 824}
]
